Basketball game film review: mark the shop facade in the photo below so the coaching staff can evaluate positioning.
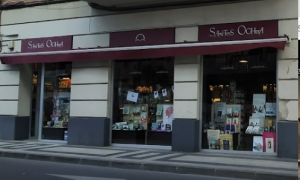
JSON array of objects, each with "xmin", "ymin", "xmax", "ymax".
[{"xmin": 0, "ymin": 0, "xmax": 297, "ymax": 159}]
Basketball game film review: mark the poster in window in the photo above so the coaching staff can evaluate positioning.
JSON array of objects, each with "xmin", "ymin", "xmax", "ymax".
[
  {"xmin": 233, "ymin": 107, "xmax": 239, "ymax": 117},
  {"xmin": 227, "ymin": 107, "xmax": 233, "ymax": 117},
  {"xmin": 156, "ymin": 107, "xmax": 163, "ymax": 116},
  {"xmin": 223, "ymin": 140, "xmax": 229, "ymax": 150},
  {"xmin": 164, "ymin": 105, "xmax": 174, "ymax": 120},
  {"xmin": 253, "ymin": 136, "xmax": 263, "ymax": 152},
  {"xmin": 133, "ymin": 106, "xmax": 141, "ymax": 115},
  {"xmin": 162, "ymin": 89, "xmax": 167, "ymax": 97},
  {"xmin": 214, "ymin": 102, "xmax": 226, "ymax": 122},
  {"xmin": 161, "ymin": 105, "xmax": 174, "ymax": 131},
  {"xmin": 152, "ymin": 123, "xmax": 159, "ymax": 131},
  {"xmin": 126, "ymin": 91, "xmax": 139, "ymax": 103},
  {"xmin": 265, "ymin": 103, "xmax": 276, "ymax": 116},
  {"xmin": 141, "ymin": 112, "xmax": 147, "ymax": 119},
  {"xmin": 265, "ymin": 138, "xmax": 274, "ymax": 153},
  {"xmin": 154, "ymin": 91, "xmax": 159, "ymax": 99},
  {"xmin": 232, "ymin": 118, "xmax": 239, "ymax": 128},
  {"xmin": 252, "ymin": 94, "xmax": 266, "ymax": 117},
  {"xmin": 263, "ymin": 132, "xmax": 276, "ymax": 153},
  {"xmin": 220, "ymin": 134, "xmax": 233, "ymax": 150},
  {"xmin": 207, "ymin": 130, "xmax": 220, "ymax": 149},
  {"xmin": 226, "ymin": 118, "xmax": 232, "ymax": 125},
  {"xmin": 123, "ymin": 106, "xmax": 130, "ymax": 115}
]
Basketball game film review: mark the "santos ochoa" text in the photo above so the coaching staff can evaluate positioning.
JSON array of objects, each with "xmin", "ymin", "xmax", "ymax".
[
  {"xmin": 209, "ymin": 25, "xmax": 264, "ymax": 38},
  {"xmin": 27, "ymin": 40, "xmax": 64, "ymax": 49}
]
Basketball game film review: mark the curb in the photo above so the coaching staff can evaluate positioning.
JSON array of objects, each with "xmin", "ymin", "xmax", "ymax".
[{"xmin": 0, "ymin": 150, "xmax": 296, "ymax": 180}]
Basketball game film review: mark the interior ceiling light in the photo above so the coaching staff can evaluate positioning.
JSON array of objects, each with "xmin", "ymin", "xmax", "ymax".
[{"xmin": 239, "ymin": 60, "xmax": 248, "ymax": 63}]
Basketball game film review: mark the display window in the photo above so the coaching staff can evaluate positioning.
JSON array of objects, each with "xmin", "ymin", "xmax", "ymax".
[
  {"xmin": 42, "ymin": 62, "xmax": 72, "ymax": 140},
  {"xmin": 202, "ymin": 48, "xmax": 277, "ymax": 153},
  {"xmin": 112, "ymin": 58, "xmax": 174, "ymax": 146}
]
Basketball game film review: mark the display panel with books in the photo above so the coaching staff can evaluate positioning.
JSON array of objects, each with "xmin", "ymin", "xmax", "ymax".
[
  {"xmin": 209, "ymin": 103, "xmax": 243, "ymax": 149},
  {"xmin": 112, "ymin": 91, "xmax": 174, "ymax": 132},
  {"xmin": 112, "ymin": 58, "xmax": 174, "ymax": 146},
  {"xmin": 202, "ymin": 49, "xmax": 277, "ymax": 153}
]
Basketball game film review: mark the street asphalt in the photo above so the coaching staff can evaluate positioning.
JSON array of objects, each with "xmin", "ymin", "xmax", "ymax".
[{"xmin": 0, "ymin": 157, "xmax": 249, "ymax": 180}]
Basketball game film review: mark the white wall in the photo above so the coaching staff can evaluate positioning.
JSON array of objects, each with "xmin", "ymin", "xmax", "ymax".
[
  {"xmin": 73, "ymin": 34, "xmax": 110, "ymax": 49},
  {"xmin": 70, "ymin": 61, "xmax": 111, "ymax": 118},
  {"xmin": 1, "ymin": 1, "xmax": 112, "ymax": 25},
  {"xmin": 1, "ymin": 0, "xmax": 296, "ymax": 43},
  {"xmin": 18, "ymin": 64, "xmax": 33, "ymax": 116},
  {"xmin": 174, "ymin": 56, "xmax": 200, "ymax": 119},
  {"xmin": 0, "ymin": 63, "xmax": 19, "ymax": 115},
  {"xmin": 0, "ymin": 63, "xmax": 32, "ymax": 116},
  {"xmin": 277, "ymin": 17, "xmax": 298, "ymax": 122}
]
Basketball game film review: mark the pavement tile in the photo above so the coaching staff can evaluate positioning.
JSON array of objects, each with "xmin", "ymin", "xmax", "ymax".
[
  {"xmin": 80, "ymin": 159, "xmax": 110, "ymax": 167},
  {"xmin": 170, "ymin": 155, "xmax": 295, "ymax": 170},
  {"xmin": 37, "ymin": 147, "xmax": 124, "ymax": 156},
  {"xmin": 110, "ymin": 161, "xmax": 142, "ymax": 170},
  {"xmin": 0, "ymin": 140, "xmax": 297, "ymax": 180},
  {"xmin": 26, "ymin": 154, "xmax": 53, "ymax": 161},
  {"xmin": 215, "ymin": 169, "xmax": 255, "ymax": 179}
]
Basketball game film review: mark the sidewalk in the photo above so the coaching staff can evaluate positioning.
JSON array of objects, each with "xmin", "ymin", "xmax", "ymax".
[{"xmin": 0, "ymin": 140, "xmax": 297, "ymax": 180}]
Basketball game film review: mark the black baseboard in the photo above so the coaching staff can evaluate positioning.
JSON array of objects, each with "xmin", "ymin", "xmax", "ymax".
[
  {"xmin": 172, "ymin": 119, "xmax": 200, "ymax": 152},
  {"xmin": 0, "ymin": 116, "xmax": 30, "ymax": 140},
  {"xmin": 67, "ymin": 117, "xmax": 110, "ymax": 146},
  {"xmin": 277, "ymin": 121, "xmax": 297, "ymax": 159}
]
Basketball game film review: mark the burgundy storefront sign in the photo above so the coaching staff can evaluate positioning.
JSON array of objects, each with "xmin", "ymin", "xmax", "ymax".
[
  {"xmin": 110, "ymin": 28, "xmax": 175, "ymax": 47},
  {"xmin": 199, "ymin": 20, "xmax": 278, "ymax": 42},
  {"xmin": 21, "ymin": 36, "xmax": 72, "ymax": 53}
]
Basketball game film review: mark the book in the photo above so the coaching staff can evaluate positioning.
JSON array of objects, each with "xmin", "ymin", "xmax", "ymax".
[
  {"xmin": 220, "ymin": 134, "xmax": 233, "ymax": 150},
  {"xmin": 232, "ymin": 118, "xmax": 239, "ymax": 128},
  {"xmin": 253, "ymin": 136, "xmax": 263, "ymax": 152},
  {"xmin": 233, "ymin": 107, "xmax": 239, "ymax": 117},
  {"xmin": 252, "ymin": 94, "xmax": 266, "ymax": 117},
  {"xmin": 223, "ymin": 140, "xmax": 230, "ymax": 150},
  {"xmin": 227, "ymin": 108, "xmax": 233, "ymax": 117},
  {"xmin": 207, "ymin": 130, "xmax": 220, "ymax": 150}
]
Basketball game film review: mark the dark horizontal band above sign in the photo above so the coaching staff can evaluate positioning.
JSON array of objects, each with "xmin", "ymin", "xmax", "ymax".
[
  {"xmin": 110, "ymin": 28, "xmax": 175, "ymax": 47},
  {"xmin": 199, "ymin": 20, "xmax": 278, "ymax": 42},
  {"xmin": 21, "ymin": 36, "xmax": 73, "ymax": 53}
]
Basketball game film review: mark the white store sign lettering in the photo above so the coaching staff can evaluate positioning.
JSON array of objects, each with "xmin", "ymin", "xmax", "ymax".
[
  {"xmin": 209, "ymin": 25, "xmax": 264, "ymax": 38},
  {"xmin": 27, "ymin": 40, "xmax": 64, "ymax": 49}
]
